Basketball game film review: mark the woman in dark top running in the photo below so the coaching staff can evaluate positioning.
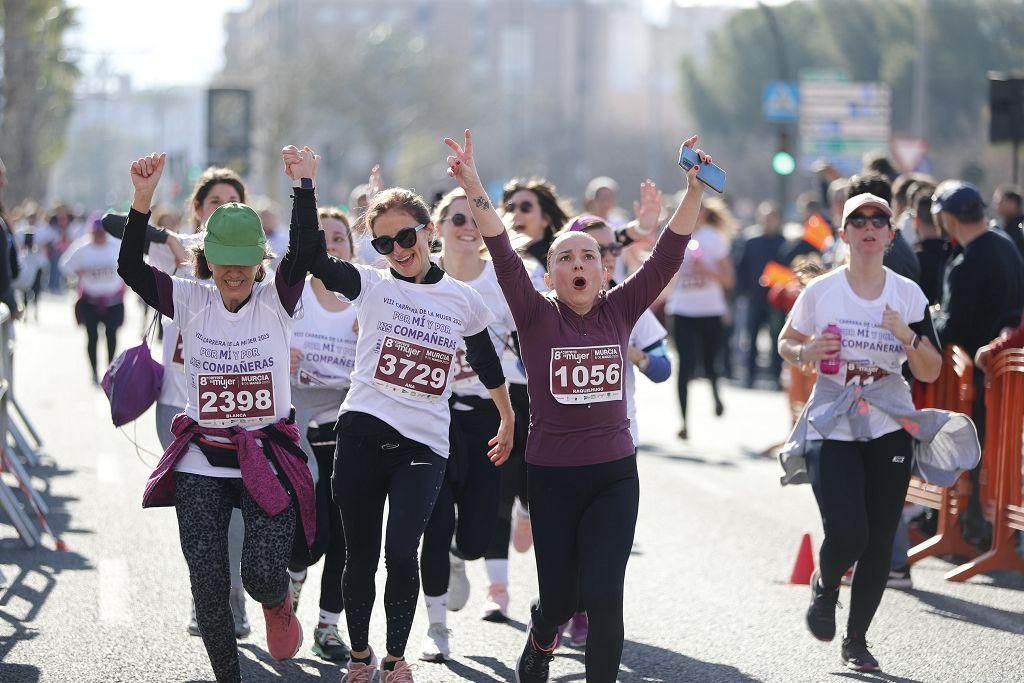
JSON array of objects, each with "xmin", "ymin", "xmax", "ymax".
[{"xmin": 444, "ymin": 130, "xmax": 708, "ymax": 683}]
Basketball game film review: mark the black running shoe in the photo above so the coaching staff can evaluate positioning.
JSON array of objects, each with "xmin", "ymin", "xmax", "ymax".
[
  {"xmin": 806, "ymin": 569, "xmax": 840, "ymax": 642},
  {"xmin": 841, "ymin": 635, "xmax": 880, "ymax": 672},
  {"xmin": 515, "ymin": 607, "xmax": 556, "ymax": 683}
]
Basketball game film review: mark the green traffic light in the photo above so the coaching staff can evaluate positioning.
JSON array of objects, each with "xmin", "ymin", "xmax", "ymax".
[{"xmin": 772, "ymin": 151, "xmax": 796, "ymax": 176}]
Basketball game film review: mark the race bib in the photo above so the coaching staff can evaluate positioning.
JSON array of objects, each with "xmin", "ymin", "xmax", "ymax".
[
  {"xmin": 373, "ymin": 336, "xmax": 453, "ymax": 402},
  {"xmin": 172, "ymin": 333, "xmax": 185, "ymax": 367},
  {"xmin": 549, "ymin": 345, "xmax": 623, "ymax": 405},
  {"xmin": 197, "ymin": 372, "xmax": 276, "ymax": 427},
  {"xmin": 451, "ymin": 348, "xmax": 478, "ymax": 391}
]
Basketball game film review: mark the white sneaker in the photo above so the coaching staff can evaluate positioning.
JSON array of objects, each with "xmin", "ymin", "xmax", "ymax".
[
  {"xmin": 481, "ymin": 583, "xmax": 509, "ymax": 622},
  {"xmin": 447, "ymin": 554, "xmax": 470, "ymax": 612},
  {"xmin": 229, "ymin": 586, "xmax": 251, "ymax": 638},
  {"xmin": 420, "ymin": 622, "xmax": 451, "ymax": 662},
  {"xmin": 187, "ymin": 599, "xmax": 200, "ymax": 636}
]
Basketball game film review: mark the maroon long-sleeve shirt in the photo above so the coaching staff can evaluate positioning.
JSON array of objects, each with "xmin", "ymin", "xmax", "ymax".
[{"xmin": 484, "ymin": 228, "xmax": 689, "ymax": 467}]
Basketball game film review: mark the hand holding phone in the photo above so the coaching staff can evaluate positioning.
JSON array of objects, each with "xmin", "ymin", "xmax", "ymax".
[{"xmin": 678, "ymin": 145, "xmax": 726, "ymax": 194}]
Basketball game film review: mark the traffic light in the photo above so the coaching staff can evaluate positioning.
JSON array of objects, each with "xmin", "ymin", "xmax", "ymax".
[{"xmin": 772, "ymin": 151, "xmax": 796, "ymax": 176}]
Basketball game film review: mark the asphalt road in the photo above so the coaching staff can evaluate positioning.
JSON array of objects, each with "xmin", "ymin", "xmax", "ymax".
[{"xmin": 1, "ymin": 294, "xmax": 1022, "ymax": 682}]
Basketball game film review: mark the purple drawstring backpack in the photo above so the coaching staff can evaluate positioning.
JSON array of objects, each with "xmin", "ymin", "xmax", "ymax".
[{"xmin": 102, "ymin": 313, "xmax": 164, "ymax": 427}]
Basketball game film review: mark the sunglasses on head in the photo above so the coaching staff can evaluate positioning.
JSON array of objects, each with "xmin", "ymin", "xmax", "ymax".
[
  {"xmin": 447, "ymin": 212, "xmax": 475, "ymax": 227},
  {"xmin": 371, "ymin": 224, "xmax": 426, "ymax": 255},
  {"xmin": 505, "ymin": 200, "xmax": 534, "ymax": 214},
  {"xmin": 846, "ymin": 213, "xmax": 890, "ymax": 229},
  {"xmin": 599, "ymin": 243, "xmax": 623, "ymax": 258}
]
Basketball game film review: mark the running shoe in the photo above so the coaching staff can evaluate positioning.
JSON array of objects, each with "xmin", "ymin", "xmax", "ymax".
[
  {"xmin": 447, "ymin": 554, "xmax": 470, "ymax": 611},
  {"xmin": 229, "ymin": 586, "xmax": 251, "ymax": 638},
  {"xmin": 512, "ymin": 501, "xmax": 533, "ymax": 553},
  {"xmin": 342, "ymin": 653, "xmax": 379, "ymax": 683},
  {"xmin": 567, "ymin": 612, "xmax": 588, "ymax": 648},
  {"xmin": 262, "ymin": 595, "xmax": 302, "ymax": 660},
  {"xmin": 312, "ymin": 623, "xmax": 350, "ymax": 662},
  {"xmin": 515, "ymin": 606, "xmax": 556, "ymax": 683},
  {"xmin": 380, "ymin": 658, "xmax": 416, "ymax": 682},
  {"xmin": 187, "ymin": 600, "xmax": 200, "ymax": 636},
  {"xmin": 481, "ymin": 583, "xmax": 509, "ymax": 622},
  {"xmin": 420, "ymin": 622, "xmax": 451, "ymax": 662},
  {"xmin": 841, "ymin": 635, "xmax": 880, "ymax": 672},
  {"xmin": 288, "ymin": 572, "xmax": 305, "ymax": 612},
  {"xmin": 886, "ymin": 565, "xmax": 913, "ymax": 590},
  {"xmin": 805, "ymin": 569, "xmax": 840, "ymax": 642}
]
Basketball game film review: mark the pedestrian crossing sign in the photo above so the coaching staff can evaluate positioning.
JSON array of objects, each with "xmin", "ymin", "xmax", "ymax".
[{"xmin": 763, "ymin": 81, "xmax": 800, "ymax": 122}]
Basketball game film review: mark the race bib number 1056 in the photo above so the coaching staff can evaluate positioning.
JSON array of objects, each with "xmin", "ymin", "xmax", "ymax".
[
  {"xmin": 198, "ymin": 372, "xmax": 276, "ymax": 427},
  {"xmin": 549, "ymin": 345, "xmax": 623, "ymax": 405},
  {"xmin": 373, "ymin": 336, "xmax": 453, "ymax": 402}
]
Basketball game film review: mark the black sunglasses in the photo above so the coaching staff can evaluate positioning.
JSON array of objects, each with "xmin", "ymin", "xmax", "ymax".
[
  {"xmin": 599, "ymin": 244, "xmax": 623, "ymax": 258},
  {"xmin": 505, "ymin": 200, "xmax": 534, "ymax": 214},
  {"xmin": 447, "ymin": 213, "xmax": 475, "ymax": 227},
  {"xmin": 846, "ymin": 213, "xmax": 890, "ymax": 229},
  {"xmin": 371, "ymin": 224, "xmax": 426, "ymax": 255}
]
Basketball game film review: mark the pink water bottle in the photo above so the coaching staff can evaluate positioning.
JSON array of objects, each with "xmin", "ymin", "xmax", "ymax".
[{"xmin": 819, "ymin": 323, "xmax": 842, "ymax": 375}]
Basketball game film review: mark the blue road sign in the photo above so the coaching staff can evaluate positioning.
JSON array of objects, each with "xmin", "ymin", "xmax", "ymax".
[{"xmin": 763, "ymin": 81, "xmax": 800, "ymax": 122}]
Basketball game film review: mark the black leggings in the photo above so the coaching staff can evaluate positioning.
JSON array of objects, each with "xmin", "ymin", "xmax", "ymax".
[
  {"xmin": 174, "ymin": 472, "xmax": 296, "ymax": 683},
  {"xmin": 76, "ymin": 300, "xmax": 124, "ymax": 377},
  {"xmin": 806, "ymin": 430, "xmax": 913, "ymax": 637},
  {"xmin": 671, "ymin": 314, "xmax": 724, "ymax": 426},
  {"xmin": 485, "ymin": 382, "xmax": 530, "ymax": 560},
  {"xmin": 528, "ymin": 455, "xmax": 639, "ymax": 683},
  {"xmin": 421, "ymin": 399, "xmax": 503, "ymax": 596},
  {"xmin": 289, "ymin": 431, "xmax": 347, "ymax": 615},
  {"xmin": 333, "ymin": 413, "xmax": 446, "ymax": 657}
]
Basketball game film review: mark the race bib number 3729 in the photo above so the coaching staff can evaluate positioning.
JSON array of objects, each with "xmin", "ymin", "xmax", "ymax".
[
  {"xmin": 198, "ymin": 372, "xmax": 276, "ymax": 427},
  {"xmin": 373, "ymin": 336, "xmax": 453, "ymax": 402},
  {"xmin": 549, "ymin": 345, "xmax": 623, "ymax": 405}
]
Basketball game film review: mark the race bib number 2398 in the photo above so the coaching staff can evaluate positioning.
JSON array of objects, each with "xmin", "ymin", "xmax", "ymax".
[
  {"xmin": 198, "ymin": 372, "xmax": 275, "ymax": 427},
  {"xmin": 549, "ymin": 345, "xmax": 622, "ymax": 405}
]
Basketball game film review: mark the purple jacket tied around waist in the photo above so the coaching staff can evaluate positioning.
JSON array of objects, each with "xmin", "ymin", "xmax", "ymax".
[{"xmin": 143, "ymin": 413, "xmax": 316, "ymax": 547}]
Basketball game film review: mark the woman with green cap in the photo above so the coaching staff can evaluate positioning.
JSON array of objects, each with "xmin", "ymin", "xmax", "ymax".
[{"xmin": 117, "ymin": 147, "xmax": 323, "ymax": 683}]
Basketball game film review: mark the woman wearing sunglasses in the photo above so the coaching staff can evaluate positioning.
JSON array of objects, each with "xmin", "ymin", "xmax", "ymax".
[
  {"xmin": 501, "ymin": 178, "xmax": 570, "ymax": 289},
  {"xmin": 307, "ymin": 186, "xmax": 514, "ymax": 683},
  {"xmin": 414, "ymin": 187, "xmax": 522, "ymax": 661},
  {"xmin": 778, "ymin": 193, "xmax": 941, "ymax": 672},
  {"xmin": 444, "ymin": 130, "xmax": 706, "ymax": 683}
]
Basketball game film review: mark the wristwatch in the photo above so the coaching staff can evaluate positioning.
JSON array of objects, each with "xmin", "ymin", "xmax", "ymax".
[{"xmin": 299, "ymin": 177, "xmax": 314, "ymax": 190}]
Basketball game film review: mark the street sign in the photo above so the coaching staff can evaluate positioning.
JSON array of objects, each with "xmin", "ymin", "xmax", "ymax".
[
  {"xmin": 799, "ymin": 79, "xmax": 891, "ymax": 174},
  {"xmin": 890, "ymin": 136, "xmax": 929, "ymax": 173},
  {"xmin": 763, "ymin": 81, "xmax": 800, "ymax": 122}
]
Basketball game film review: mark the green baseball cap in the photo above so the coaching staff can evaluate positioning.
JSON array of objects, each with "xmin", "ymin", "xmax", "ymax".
[{"xmin": 203, "ymin": 203, "xmax": 267, "ymax": 266}]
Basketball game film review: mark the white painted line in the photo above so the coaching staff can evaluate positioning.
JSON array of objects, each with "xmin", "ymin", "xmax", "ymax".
[
  {"xmin": 98, "ymin": 558, "xmax": 131, "ymax": 623},
  {"xmin": 97, "ymin": 451, "xmax": 120, "ymax": 484}
]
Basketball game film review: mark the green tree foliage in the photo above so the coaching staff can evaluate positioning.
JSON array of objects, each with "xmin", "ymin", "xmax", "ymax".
[
  {"xmin": 681, "ymin": 0, "xmax": 1024, "ymax": 198},
  {"xmin": 0, "ymin": 0, "xmax": 80, "ymax": 204}
]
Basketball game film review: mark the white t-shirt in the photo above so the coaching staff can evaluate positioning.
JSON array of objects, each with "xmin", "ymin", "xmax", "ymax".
[
  {"xmin": 625, "ymin": 309, "xmax": 668, "ymax": 446},
  {"xmin": 155, "ymin": 240, "xmax": 199, "ymax": 409},
  {"xmin": 292, "ymin": 278, "xmax": 358, "ymax": 389},
  {"xmin": 789, "ymin": 266, "xmax": 927, "ymax": 441},
  {"xmin": 448, "ymin": 260, "xmax": 519, "ymax": 401},
  {"xmin": 665, "ymin": 225, "xmax": 729, "ymax": 317},
  {"xmin": 340, "ymin": 264, "xmax": 494, "ymax": 458},
  {"xmin": 172, "ymin": 276, "xmax": 299, "ymax": 477},
  {"xmin": 59, "ymin": 238, "xmax": 123, "ymax": 298}
]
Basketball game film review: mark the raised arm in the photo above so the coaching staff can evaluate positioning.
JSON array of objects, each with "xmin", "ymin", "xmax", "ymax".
[
  {"xmin": 443, "ymin": 130, "xmax": 545, "ymax": 321},
  {"xmin": 276, "ymin": 145, "xmax": 322, "ymax": 315},
  {"xmin": 117, "ymin": 153, "xmax": 174, "ymax": 317}
]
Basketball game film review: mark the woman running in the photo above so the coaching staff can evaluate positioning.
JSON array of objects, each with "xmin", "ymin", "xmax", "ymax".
[
  {"xmin": 444, "ymin": 130, "xmax": 708, "ymax": 683},
  {"xmin": 118, "ymin": 147, "xmax": 322, "ymax": 683},
  {"xmin": 308, "ymin": 186, "xmax": 514, "ymax": 683},
  {"xmin": 778, "ymin": 193, "xmax": 941, "ymax": 672},
  {"xmin": 417, "ymin": 187, "xmax": 520, "ymax": 661},
  {"xmin": 286, "ymin": 206, "xmax": 358, "ymax": 662},
  {"xmin": 665, "ymin": 198, "xmax": 736, "ymax": 439}
]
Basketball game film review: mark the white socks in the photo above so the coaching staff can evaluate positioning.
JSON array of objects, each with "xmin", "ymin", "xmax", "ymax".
[
  {"xmin": 485, "ymin": 559, "xmax": 509, "ymax": 586},
  {"xmin": 319, "ymin": 609, "xmax": 341, "ymax": 626},
  {"xmin": 424, "ymin": 593, "xmax": 448, "ymax": 625}
]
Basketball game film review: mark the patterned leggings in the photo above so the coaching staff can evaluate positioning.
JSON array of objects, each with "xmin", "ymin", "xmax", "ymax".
[{"xmin": 174, "ymin": 472, "xmax": 296, "ymax": 683}]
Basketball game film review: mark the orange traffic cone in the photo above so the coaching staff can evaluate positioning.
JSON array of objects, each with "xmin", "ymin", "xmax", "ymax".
[{"xmin": 789, "ymin": 533, "xmax": 816, "ymax": 585}]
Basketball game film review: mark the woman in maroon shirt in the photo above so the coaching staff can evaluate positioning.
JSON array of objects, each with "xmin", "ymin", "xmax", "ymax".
[{"xmin": 444, "ymin": 130, "xmax": 709, "ymax": 683}]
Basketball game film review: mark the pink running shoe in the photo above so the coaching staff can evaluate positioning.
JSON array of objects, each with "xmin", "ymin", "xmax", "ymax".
[
  {"xmin": 568, "ymin": 612, "xmax": 588, "ymax": 648},
  {"xmin": 342, "ymin": 653, "xmax": 378, "ymax": 683},
  {"xmin": 482, "ymin": 583, "xmax": 510, "ymax": 622},
  {"xmin": 262, "ymin": 595, "xmax": 302, "ymax": 660},
  {"xmin": 380, "ymin": 658, "xmax": 416, "ymax": 682},
  {"xmin": 512, "ymin": 501, "xmax": 533, "ymax": 553}
]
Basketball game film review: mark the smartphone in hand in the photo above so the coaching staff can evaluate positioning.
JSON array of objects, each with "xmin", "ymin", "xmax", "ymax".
[{"xmin": 678, "ymin": 145, "xmax": 726, "ymax": 194}]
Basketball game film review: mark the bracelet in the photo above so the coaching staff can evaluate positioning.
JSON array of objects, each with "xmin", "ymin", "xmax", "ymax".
[
  {"xmin": 795, "ymin": 343, "xmax": 803, "ymax": 364},
  {"xmin": 904, "ymin": 333, "xmax": 921, "ymax": 350}
]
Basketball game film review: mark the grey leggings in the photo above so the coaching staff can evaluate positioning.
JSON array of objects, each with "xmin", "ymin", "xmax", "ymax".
[
  {"xmin": 157, "ymin": 402, "xmax": 244, "ymax": 588},
  {"xmin": 174, "ymin": 472, "xmax": 296, "ymax": 683}
]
